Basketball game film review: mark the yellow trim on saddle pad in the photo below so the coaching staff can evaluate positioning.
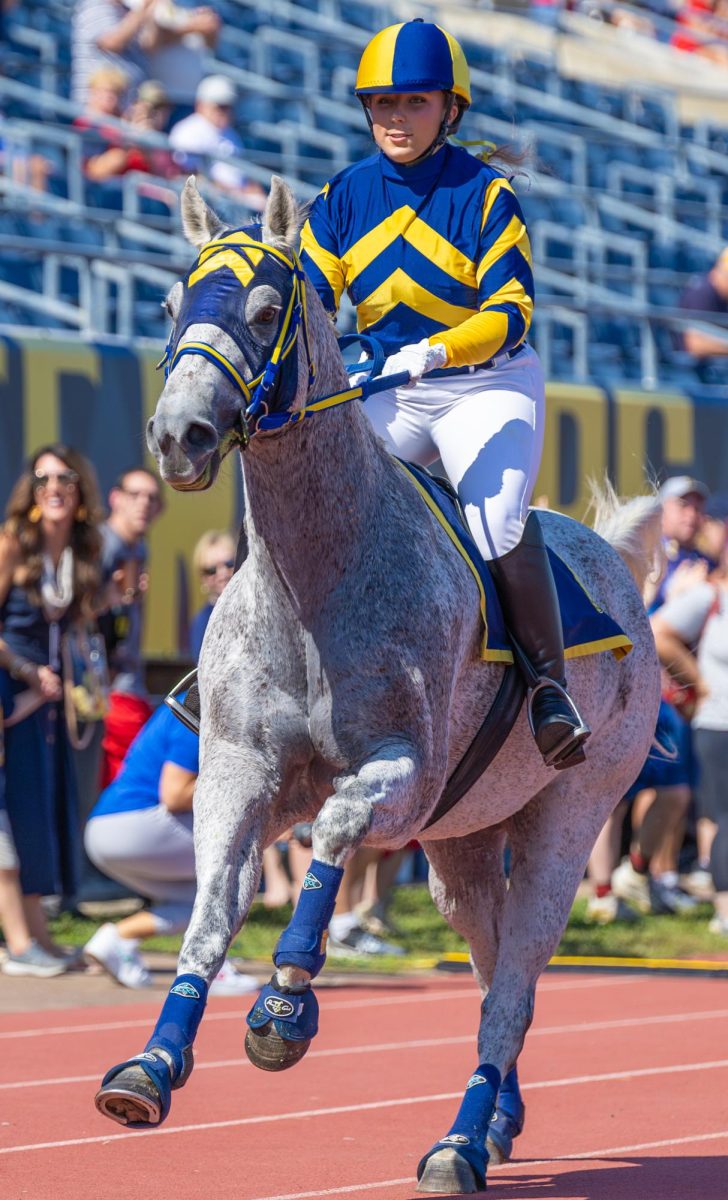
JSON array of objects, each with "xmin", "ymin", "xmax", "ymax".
[{"xmin": 565, "ymin": 634, "xmax": 633, "ymax": 661}]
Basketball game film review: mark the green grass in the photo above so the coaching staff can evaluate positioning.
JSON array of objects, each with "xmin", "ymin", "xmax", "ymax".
[{"xmin": 50, "ymin": 885, "xmax": 727, "ymax": 971}]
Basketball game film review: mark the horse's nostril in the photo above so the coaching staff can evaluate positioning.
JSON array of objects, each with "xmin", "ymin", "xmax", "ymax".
[{"xmin": 186, "ymin": 422, "xmax": 217, "ymax": 451}]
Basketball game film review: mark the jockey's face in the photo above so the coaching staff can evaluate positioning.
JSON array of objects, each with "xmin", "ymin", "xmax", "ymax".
[{"xmin": 367, "ymin": 91, "xmax": 457, "ymax": 163}]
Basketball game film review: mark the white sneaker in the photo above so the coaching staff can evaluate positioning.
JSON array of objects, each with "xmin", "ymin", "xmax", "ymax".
[
  {"xmin": 208, "ymin": 960, "xmax": 258, "ymax": 997},
  {"xmin": 708, "ymin": 914, "xmax": 728, "ymax": 936},
  {"xmin": 611, "ymin": 859, "xmax": 651, "ymax": 914},
  {"xmin": 84, "ymin": 922, "xmax": 152, "ymax": 988},
  {"xmin": 680, "ymin": 868, "xmax": 715, "ymax": 900},
  {"xmin": 586, "ymin": 893, "xmax": 639, "ymax": 925}
]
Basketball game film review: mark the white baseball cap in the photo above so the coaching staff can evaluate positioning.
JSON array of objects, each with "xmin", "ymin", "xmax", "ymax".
[
  {"xmin": 196, "ymin": 75, "xmax": 237, "ymax": 107},
  {"xmin": 659, "ymin": 475, "xmax": 709, "ymax": 502}
]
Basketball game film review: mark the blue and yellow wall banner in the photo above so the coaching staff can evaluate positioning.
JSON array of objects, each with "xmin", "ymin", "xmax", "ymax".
[{"xmin": 0, "ymin": 332, "xmax": 722, "ymax": 658}]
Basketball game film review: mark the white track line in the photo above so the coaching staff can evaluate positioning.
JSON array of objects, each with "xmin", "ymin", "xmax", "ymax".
[
  {"xmin": 4, "ymin": 1006, "xmax": 728, "ymax": 1092},
  {"xmin": 0, "ymin": 974, "xmax": 635, "ymax": 1043},
  {"xmin": 2, "ymin": 1057, "xmax": 728, "ymax": 1156},
  {"xmin": 248, "ymin": 1130, "xmax": 728, "ymax": 1200}
]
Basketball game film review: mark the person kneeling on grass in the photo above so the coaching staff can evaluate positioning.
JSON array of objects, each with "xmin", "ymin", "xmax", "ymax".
[{"xmin": 83, "ymin": 694, "xmax": 256, "ymax": 995}]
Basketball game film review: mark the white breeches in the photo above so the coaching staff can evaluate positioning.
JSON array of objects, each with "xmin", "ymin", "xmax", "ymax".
[{"xmin": 363, "ymin": 343, "xmax": 545, "ymax": 561}]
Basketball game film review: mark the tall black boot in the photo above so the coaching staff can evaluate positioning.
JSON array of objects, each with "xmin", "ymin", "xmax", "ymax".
[{"xmin": 487, "ymin": 512, "xmax": 590, "ymax": 770}]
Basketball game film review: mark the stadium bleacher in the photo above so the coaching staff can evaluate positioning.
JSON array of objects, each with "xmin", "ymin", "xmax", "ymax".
[{"xmin": 2, "ymin": 0, "xmax": 728, "ymax": 387}]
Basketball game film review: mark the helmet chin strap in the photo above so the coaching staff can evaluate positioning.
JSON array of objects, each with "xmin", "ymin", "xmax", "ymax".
[{"xmin": 360, "ymin": 92, "xmax": 460, "ymax": 167}]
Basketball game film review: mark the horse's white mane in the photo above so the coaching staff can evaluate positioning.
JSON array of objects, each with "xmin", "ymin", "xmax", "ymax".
[{"xmin": 589, "ymin": 477, "xmax": 664, "ymax": 600}]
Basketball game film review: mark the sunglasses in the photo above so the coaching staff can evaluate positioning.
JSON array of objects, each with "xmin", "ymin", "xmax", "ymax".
[
  {"xmin": 201, "ymin": 559, "xmax": 235, "ymax": 576},
  {"xmin": 33, "ymin": 470, "xmax": 79, "ymax": 490}
]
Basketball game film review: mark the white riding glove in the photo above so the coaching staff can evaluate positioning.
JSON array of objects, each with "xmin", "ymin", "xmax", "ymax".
[
  {"xmin": 347, "ymin": 350, "xmax": 374, "ymax": 388},
  {"xmin": 381, "ymin": 339, "xmax": 448, "ymax": 387}
]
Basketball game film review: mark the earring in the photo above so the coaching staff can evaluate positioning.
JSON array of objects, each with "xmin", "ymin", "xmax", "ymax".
[
  {"xmin": 28, "ymin": 505, "xmax": 42, "ymax": 523},
  {"xmin": 75, "ymin": 505, "xmax": 87, "ymax": 523}
]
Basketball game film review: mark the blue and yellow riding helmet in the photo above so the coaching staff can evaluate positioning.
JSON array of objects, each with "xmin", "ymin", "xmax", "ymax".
[{"xmin": 355, "ymin": 19, "xmax": 471, "ymax": 160}]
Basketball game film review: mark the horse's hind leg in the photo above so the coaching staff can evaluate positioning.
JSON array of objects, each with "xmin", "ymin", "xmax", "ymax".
[
  {"xmin": 418, "ymin": 777, "xmax": 617, "ymax": 1193},
  {"xmin": 421, "ymin": 830, "xmax": 522, "ymax": 1190},
  {"xmin": 95, "ymin": 752, "xmax": 268, "ymax": 1127}
]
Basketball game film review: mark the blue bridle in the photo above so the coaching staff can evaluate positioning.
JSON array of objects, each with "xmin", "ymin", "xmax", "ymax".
[{"xmin": 158, "ymin": 228, "xmax": 409, "ymax": 453}]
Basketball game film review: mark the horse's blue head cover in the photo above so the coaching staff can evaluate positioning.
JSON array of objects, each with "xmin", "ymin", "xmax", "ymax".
[{"xmin": 165, "ymin": 223, "xmax": 301, "ymax": 418}]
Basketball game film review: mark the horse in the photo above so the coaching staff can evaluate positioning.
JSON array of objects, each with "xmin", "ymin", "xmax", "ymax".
[{"xmin": 94, "ymin": 175, "xmax": 661, "ymax": 1195}]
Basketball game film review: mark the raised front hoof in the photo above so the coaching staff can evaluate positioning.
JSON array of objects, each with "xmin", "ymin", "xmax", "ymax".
[
  {"xmin": 94, "ymin": 1066, "xmax": 162, "ymax": 1128},
  {"xmin": 244, "ymin": 1024, "xmax": 311, "ymax": 1072},
  {"xmin": 416, "ymin": 1149, "xmax": 484, "ymax": 1195}
]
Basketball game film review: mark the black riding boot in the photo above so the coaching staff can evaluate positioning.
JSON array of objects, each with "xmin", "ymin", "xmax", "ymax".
[{"xmin": 487, "ymin": 512, "xmax": 590, "ymax": 770}]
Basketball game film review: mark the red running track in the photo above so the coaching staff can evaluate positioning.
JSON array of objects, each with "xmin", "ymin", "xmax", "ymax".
[{"xmin": 1, "ymin": 972, "xmax": 727, "ymax": 1200}]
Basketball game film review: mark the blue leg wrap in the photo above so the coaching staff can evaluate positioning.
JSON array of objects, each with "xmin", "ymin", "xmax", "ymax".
[
  {"xmin": 273, "ymin": 859, "xmax": 344, "ymax": 978},
  {"xmin": 143, "ymin": 973, "xmax": 208, "ymax": 1083},
  {"xmin": 488, "ymin": 1065, "xmax": 526, "ymax": 1162},
  {"xmin": 417, "ymin": 1063, "xmax": 501, "ymax": 1190},
  {"xmin": 246, "ymin": 975, "xmax": 320, "ymax": 1041}
]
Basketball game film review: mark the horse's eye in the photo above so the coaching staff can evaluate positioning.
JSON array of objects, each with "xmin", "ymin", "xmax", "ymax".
[{"xmin": 256, "ymin": 306, "xmax": 279, "ymax": 325}]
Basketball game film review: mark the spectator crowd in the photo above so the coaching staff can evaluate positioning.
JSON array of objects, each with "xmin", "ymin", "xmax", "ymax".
[
  {"xmin": 1, "ymin": 443, "xmax": 727, "ymax": 988},
  {"xmin": 0, "ymin": 446, "xmax": 407, "ymax": 987}
]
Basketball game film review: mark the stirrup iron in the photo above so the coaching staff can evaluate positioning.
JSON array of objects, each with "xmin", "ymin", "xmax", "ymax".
[
  {"xmin": 164, "ymin": 668, "xmax": 200, "ymax": 735},
  {"xmin": 526, "ymin": 677, "xmax": 591, "ymax": 767}
]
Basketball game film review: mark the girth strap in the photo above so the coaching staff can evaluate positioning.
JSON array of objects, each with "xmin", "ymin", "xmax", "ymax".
[{"xmin": 424, "ymin": 666, "xmax": 525, "ymax": 829}]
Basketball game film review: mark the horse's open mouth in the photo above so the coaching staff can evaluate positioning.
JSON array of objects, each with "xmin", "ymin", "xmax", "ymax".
[{"xmin": 165, "ymin": 452, "xmax": 219, "ymax": 493}]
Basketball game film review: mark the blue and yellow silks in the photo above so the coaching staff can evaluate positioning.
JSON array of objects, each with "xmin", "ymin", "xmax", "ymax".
[
  {"xmin": 299, "ymin": 144, "xmax": 534, "ymax": 368},
  {"xmin": 397, "ymin": 462, "xmax": 633, "ymax": 664}
]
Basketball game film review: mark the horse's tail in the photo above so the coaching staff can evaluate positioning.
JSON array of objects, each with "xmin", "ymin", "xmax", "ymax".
[{"xmin": 589, "ymin": 478, "xmax": 664, "ymax": 599}]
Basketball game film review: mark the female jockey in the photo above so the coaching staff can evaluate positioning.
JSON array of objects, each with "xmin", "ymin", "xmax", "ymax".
[{"xmin": 299, "ymin": 18, "xmax": 590, "ymax": 770}]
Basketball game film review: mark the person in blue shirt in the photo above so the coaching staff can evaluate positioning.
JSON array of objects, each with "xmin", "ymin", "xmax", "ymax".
[
  {"xmin": 299, "ymin": 19, "xmax": 589, "ymax": 770},
  {"xmin": 83, "ymin": 697, "xmax": 255, "ymax": 994}
]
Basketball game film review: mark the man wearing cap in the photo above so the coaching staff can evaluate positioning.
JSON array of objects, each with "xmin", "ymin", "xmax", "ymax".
[
  {"xmin": 649, "ymin": 475, "xmax": 716, "ymax": 614},
  {"xmin": 613, "ymin": 474, "xmax": 717, "ymax": 916},
  {"xmin": 679, "ymin": 249, "xmax": 728, "ymax": 359},
  {"xmin": 169, "ymin": 75, "xmax": 266, "ymax": 210}
]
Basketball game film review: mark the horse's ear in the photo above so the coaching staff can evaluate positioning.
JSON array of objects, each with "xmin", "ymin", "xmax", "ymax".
[
  {"xmin": 262, "ymin": 175, "xmax": 300, "ymax": 249},
  {"xmin": 180, "ymin": 176, "xmax": 225, "ymax": 248}
]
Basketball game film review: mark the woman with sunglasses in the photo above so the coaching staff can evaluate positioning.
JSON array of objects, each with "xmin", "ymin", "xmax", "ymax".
[
  {"xmin": 300, "ymin": 19, "xmax": 588, "ymax": 769},
  {"xmin": 0, "ymin": 444, "xmax": 105, "ymax": 969},
  {"xmin": 188, "ymin": 530, "xmax": 236, "ymax": 661}
]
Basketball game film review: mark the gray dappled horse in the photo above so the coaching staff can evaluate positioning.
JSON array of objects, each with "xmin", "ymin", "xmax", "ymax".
[{"xmin": 95, "ymin": 177, "xmax": 660, "ymax": 1195}]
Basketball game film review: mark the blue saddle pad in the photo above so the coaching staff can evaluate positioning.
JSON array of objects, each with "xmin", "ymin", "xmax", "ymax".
[{"xmin": 397, "ymin": 461, "xmax": 633, "ymax": 665}]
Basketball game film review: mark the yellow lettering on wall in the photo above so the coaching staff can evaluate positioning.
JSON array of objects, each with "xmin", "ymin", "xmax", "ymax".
[
  {"xmin": 535, "ymin": 382, "xmax": 608, "ymax": 519},
  {"xmin": 139, "ymin": 349, "xmax": 239, "ymax": 657},
  {"xmin": 22, "ymin": 342, "xmax": 100, "ymax": 453},
  {"xmin": 614, "ymin": 390, "xmax": 695, "ymax": 495}
]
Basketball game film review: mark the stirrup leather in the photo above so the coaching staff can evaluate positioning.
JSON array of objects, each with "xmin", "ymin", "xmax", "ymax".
[
  {"xmin": 526, "ymin": 678, "xmax": 591, "ymax": 766},
  {"xmin": 164, "ymin": 668, "xmax": 200, "ymax": 735}
]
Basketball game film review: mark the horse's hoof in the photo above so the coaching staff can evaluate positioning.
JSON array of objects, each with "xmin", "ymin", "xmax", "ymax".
[
  {"xmin": 244, "ymin": 1025, "xmax": 311, "ymax": 1072},
  {"xmin": 416, "ymin": 1149, "xmax": 483, "ymax": 1194},
  {"xmin": 94, "ymin": 1065, "xmax": 162, "ymax": 1127}
]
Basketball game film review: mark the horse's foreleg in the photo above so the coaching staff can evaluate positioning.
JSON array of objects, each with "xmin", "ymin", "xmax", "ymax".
[
  {"xmin": 245, "ymin": 744, "xmax": 425, "ymax": 1072},
  {"xmin": 418, "ymin": 776, "xmax": 615, "ymax": 1194},
  {"xmin": 95, "ymin": 755, "xmax": 268, "ymax": 1128}
]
